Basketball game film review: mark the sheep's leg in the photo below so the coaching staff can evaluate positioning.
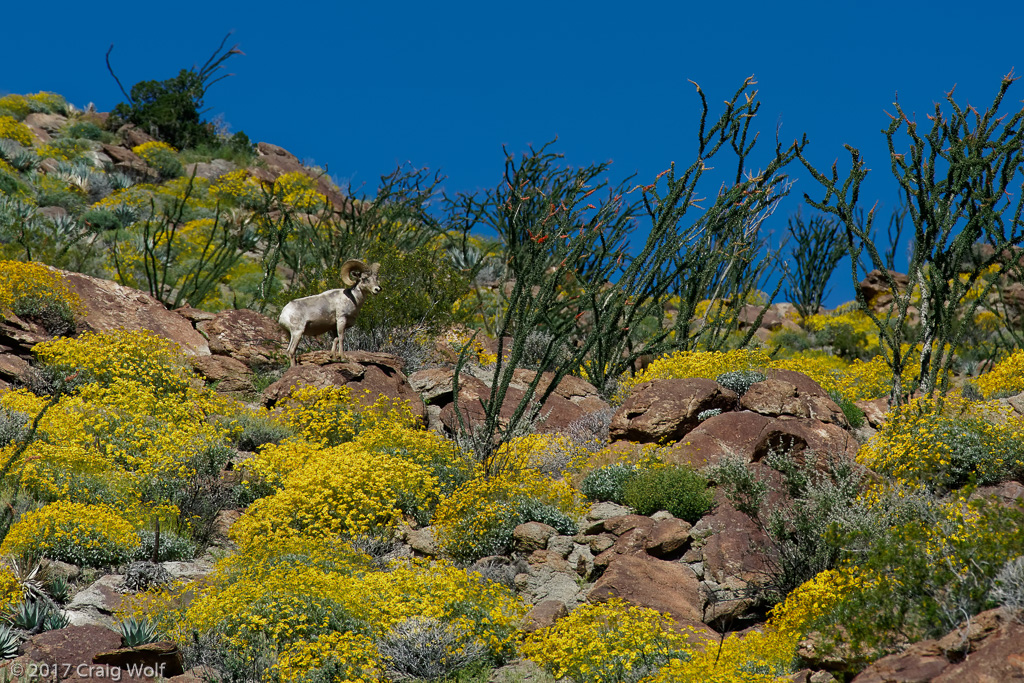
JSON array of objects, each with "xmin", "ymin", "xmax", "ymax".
[
  {"xmin": 286, "ymin": 331, "xmax": 301, "ymax": 367},
  {"xmin": 334, "ymin": 317, "xmax": 347, "ymax": 361}
]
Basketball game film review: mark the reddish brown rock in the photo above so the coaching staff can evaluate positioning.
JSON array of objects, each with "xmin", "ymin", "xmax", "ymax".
[
  {"xmin": 433, "ymin": 370, "xmax": 592, "ymax": 435},
  {"xmin": 11, "ymin": 626, "xmax": 173, "ymax": 682},
  {"xmin": 850, "ymin": 608, "xmax": 1024, "ymax": 682},
  {"xmin": 93, "ymin": 641, "xmax": 185, "ymax": 678},
  {"xmin": 645, "ymin": 518, "xmax": 693, "ymax": 558},
  {"xmin": 262, "ymin": 351, "xmax": 425, "ymax": 422},
  {"xmin": 856, "ymin": 398, "xmax": 890, "ymax": 428},
  {"xmin": 523, "ymin": 600, "xmax": 568, "ymax": 632},
  {"xmin": 692, "ymin": 499, "xmax": 772, "ymax": 585},
  {"xmin": 751, "ymin": 418, "xmax": 859, "ymax": 463},
  {"xmin": 859, "ymin": 269, "xmax": 910, "ymax": 307},
  {"xmin": 62, "ymin": 271, "xmax": 210, "ymax": 355},
  {"xmin": 513, "ymin": 522, "xmax": 559, "ymax": 552},
  {"xmin": 740, "ymin": 379, "xmax": 848, "ymax": 426},
  {"xmin": 610, "ymin": 378, "xmax": 738, "ymax": 444},
  {"xmin": 664, "ymin": 411, "xmax": 774, "ymax": 468},
  {"xmin": 190, "ymin": 355, "xmax": 253, "ymax": 393},
  {"xmin": 602, "ymin": 514, "xmax": 656, "ymax": 537},
  {"xmin": 195, "ymin": 308, "xmax": 287, "ymax": 367},
  {"xmin": 588, "ymin": 553, "xmax": 705, "ymax": 624},
  {"xmin": 510, "ymin": 369, "xmax": 609, "ymax": 414}
]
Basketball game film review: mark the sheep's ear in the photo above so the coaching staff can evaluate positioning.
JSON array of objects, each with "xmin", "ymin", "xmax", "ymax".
[{"xmin": 371, "ymin": 262, "xmax": 381, "ymax": 274}]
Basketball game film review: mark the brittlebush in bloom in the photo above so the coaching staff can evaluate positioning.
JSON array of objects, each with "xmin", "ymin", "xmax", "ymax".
[{"xmin": 0, "ymin": 501, "xmax": 141, "ymax": 567}]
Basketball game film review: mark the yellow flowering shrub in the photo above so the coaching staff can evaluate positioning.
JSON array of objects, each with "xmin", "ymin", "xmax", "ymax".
[
  {"xmin": 434, "ymin": 468, "xmax": 582, "ymax": 561},
  {"xmin": 131, "ymin": 140, "xmax": 178, "ymax": 161},
  {"xmin": 274, "ymin": 631, "xmax": 383, "ymax": 683},
  {"xmin": 797, "ymin": 485, "xmax": 1024, "ymax": 654},
  {"xmin": 620, "ymin": 348, "xmax": 773, "ymax": 397},
  {"xmin": 210, "ymin": 168, "xmax": 264, "ymax": 207},
  {"xmin": 521, "ymin": 599, "xmax": 695, "ymax": 683},
  {"xmin": 33, "ymin": 330, "xmax": 193, "ymax": 395},
  {"xmin": 641, "ymin": 627, "xmax": 798, "ymax": 683},
  {"xmin": 231, "ymin": 442, "xmax": 441, "ymax": 546},
  {"xmin": 857, "ymin": 395, "xmax": 1024, "ymax": 489},
  {"xmin": 1, "ymin": 377, "xmax": 233, "ymax": 514},
  {"xmin": 975, "ymin": 349, "xmax": 1024, "ymax": 398},
  {"xmin": 181, "ymin": 557, "xmax": 522, "ymax": 662},
  {"xmin": 0, "ymin": 565, "xmax": 23, "ymax": 614},
  {"xmin": 767, "ymin": 569, "xmax": 853, "ymax": 638},
  {"xmin": 621, "ymin": 346, "xmax": 916, "ymax": 403},
  {"xmin": 278, "ymin": 385, "xmax": 419, "ymax": 447},
  {"xmin": 36, "ymin": 138, "xmax": 92, "ymax": 162},
  {"xmin": 804, "ymin": 307, "xmax": 880, "ymax": 357},
  {"xmin": 274, "ymin": 172, "xmax": 326, "ymax": 211},
  {"xmin": 0, "ymin": 501, "xmax": 140, "ymax": 567},
  {"xmin": 0, "ymin": 95, "xmax": 33, "ymax": 118},
  {"xmin": 351, "ymin": 425, "xmax": 473, "ymax": 493},
  {"xmin": 0, "ymin": 260, "xmax": 82, "ymax": 326},
  {"xmin": 0, "ymin": 115, "xmax": 34, "ymax": 146}
]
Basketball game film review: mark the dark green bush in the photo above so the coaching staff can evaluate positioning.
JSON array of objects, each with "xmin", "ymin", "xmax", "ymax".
[
  {"xmin": 621, "ymin": 464, "xmax": 714, "ymax": 523},
  {"xmin": 827, "ymin": 388, "xmax": 866, "ymax": 428},
  {"xmin": 580, "ymin": 463, "xmax": 639, "ymax": 504},
  {"xmin": 81, "ymin": 208, "xmax": 123, "ymax": 232},
  {"xmin": 354, "ymin": 243, "xmax": 471, "ymax": 336},
  {"xmin": 62, "ymin": 120, "xmax": 113, "ymax": 143},
  {"xmin": 108, "ymin": 36, "xmax": 239, "ymax": 150}
]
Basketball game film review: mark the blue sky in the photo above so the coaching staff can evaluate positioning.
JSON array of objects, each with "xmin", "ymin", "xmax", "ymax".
[{"xmin": 4, "ymin": 0, "xmax": 1023, "ymax": 306}]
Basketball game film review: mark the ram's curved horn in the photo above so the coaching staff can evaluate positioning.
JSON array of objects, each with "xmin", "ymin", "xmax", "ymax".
[{"xmin": 340, "ymin": 259, "xmax": 368, "ymax": 287}]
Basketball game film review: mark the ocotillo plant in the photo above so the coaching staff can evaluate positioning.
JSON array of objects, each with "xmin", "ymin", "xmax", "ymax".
[
  {"xmin": 449, "ymin": 77, "xmax": 806, "ymax": 475},
  {"xmin": 782, "ymin": 210, "xmax": 846, "ymax": 322},
  {"xmin": 799, "ymin": 72, "xmax": 1024, "ymax": 404}
]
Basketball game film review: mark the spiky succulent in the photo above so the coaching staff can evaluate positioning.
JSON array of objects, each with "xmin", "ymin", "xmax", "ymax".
[
  {"xmin": 8, "ymin": 599, "xmax": 46, "ymax": 632},
  {"xmin": 0, "ymin": 625, "xmax": 19, "ymax": 659},
  {"xmin": 118, "ymin": 616, "xmax": 159, "ymax": 647},
  {"xmin": 46, "ymin": 575, "xmax": 70, "ymax": 604}
]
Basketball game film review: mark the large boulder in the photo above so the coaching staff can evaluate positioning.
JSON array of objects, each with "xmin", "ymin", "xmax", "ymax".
[
  {"xmin": 588, "ymin": 554, "xmax": 706, "ymax": 627},
  {"xmin": 850, "ymin": 608, "xmax": 1024, "ymax": 682},
  {"xmin": 858, "ymin": 269, "xmax": 909, "ymax": 308},
  {"xmin": 261, "ymin": 350, "xmax": 426, "ymax": 422},
  {"xmin": 740, "ymin": 378, "xmax": 848, "ymax": 426},
  {"xmin": 664, "ymin": 410, "xmax": 858, "ymax": 468},
  {"xmin": 63, "ymin": 271, "xmax": 210, "ymax": 355},
  {"xmin": 610, "ymin": 378, "xmax": 738, "ymax": 444},
  {"xmin": 414, "ymin": 368, "xmax": 607, "ymax": 436},
  {"xmin": 193, "ymin": 308, "xmax": 286, "ymax": 367}
]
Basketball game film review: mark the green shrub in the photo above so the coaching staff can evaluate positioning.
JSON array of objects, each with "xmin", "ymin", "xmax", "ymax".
[
  {"xmin": 820, "ymin": 489, "xmax": 1024, "ymax": 658},
  {"xmin": 827, "ymin": 388, "xmax": 865, "ymax": 428},
  {"xmin": 580, "ymin": 463, "xmax": 639, "ymax": 504},
  {"xmin": 62, "ymin": 121, "xmax": 113, "ymax": 143},
  {"xmin": 355, "ymin": 243, "xmax": 471, "ymax": 337},
  {"xmin": 621, "ymin": 464, "xmax": 714, "ymax": 523}
]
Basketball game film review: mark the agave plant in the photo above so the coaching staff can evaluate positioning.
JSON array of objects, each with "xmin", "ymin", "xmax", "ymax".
[
  {"xmin": 6, "ymin": 557, "xmax": 46, "ymax": 604},
  {"xmin": 42, "ymin": 610, "xmax": 69, "ymax": 632},
  {"xmin": 118, "ymin": 616, "xmax": 159, "ymax": 647},
  {"xmin": 0, "ymin": 625, "xmax": 19, "ymax": 659},
  {"xmin": 8, "ymin": 599, "xmax": 46, "ymax": 633},
  {"xmin": 46, "ymin": 575, "xmax": 70, "ymax": 604}
]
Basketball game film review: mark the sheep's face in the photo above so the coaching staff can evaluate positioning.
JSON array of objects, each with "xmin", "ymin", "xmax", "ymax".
[{"xmin": 359, "ymin": 262, "xmax": 382, "ymax": 295}]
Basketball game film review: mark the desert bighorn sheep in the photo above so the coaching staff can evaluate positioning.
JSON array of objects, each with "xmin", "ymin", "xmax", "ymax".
[{"xmin": 279, "ymin": 259, "xmax": 381, "ymax": 367}]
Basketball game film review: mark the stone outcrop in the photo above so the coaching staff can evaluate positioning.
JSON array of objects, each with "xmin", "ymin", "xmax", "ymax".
[
  {"xmin": 63, "ymin": 271, "xmax": 210, "ymax": 355},
  {"xmin": 610, "ymin": 378, "xmax": 738, "ymax": 443},
  {"xmin": 409, "ymin": 366, "xmax": 609, "ymax": 436},
  {"xmin": 262, "ymin": 350, "xmax": 426, "ymax": 422},
  {"xmin": 850, "ymin": 608, "xmax": 1024, "ymax": 682}
]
